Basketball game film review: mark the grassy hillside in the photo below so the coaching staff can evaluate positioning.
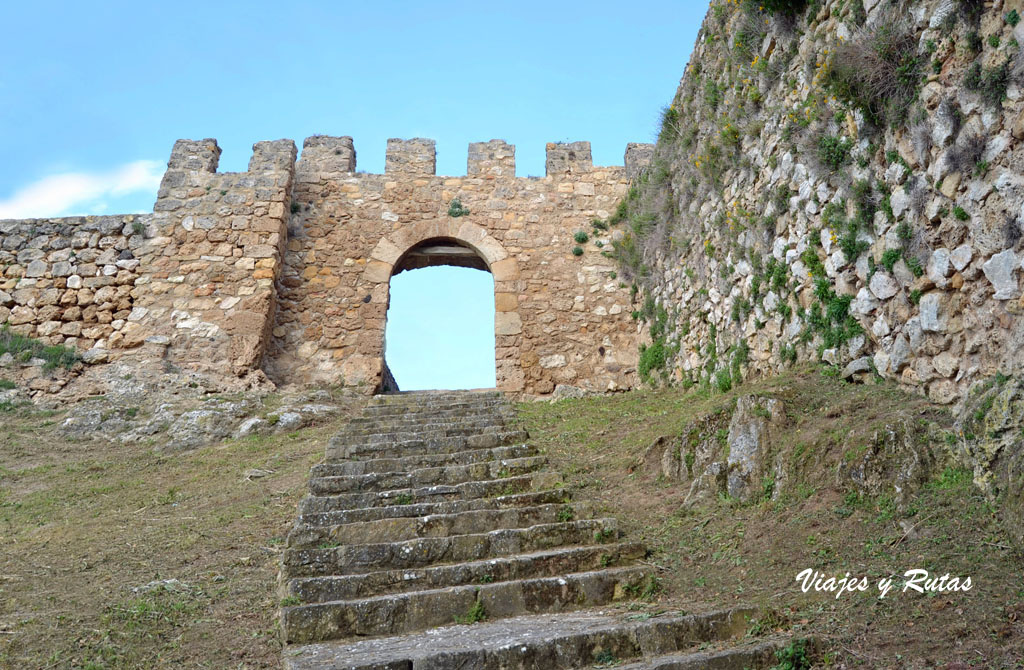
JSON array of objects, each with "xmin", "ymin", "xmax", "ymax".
[
  {"xmin": 2, "ymin": 367, "xmax": 1021, "ymax": 667},
  {"xmin": 518, "ymin": 366, "xmax": 1024, "ymax": 668}
]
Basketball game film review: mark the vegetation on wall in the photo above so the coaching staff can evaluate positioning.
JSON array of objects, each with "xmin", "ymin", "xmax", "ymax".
[{"xmin": 0, "ymin": 325, "xmax": 79, "ymax": 371}]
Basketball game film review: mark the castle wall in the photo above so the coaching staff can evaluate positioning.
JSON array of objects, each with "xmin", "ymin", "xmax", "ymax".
[
  {"xmin": 0, "ymin": 135, "xmax": 652, "ymax": 396},
  {"xmin": 623, "ymin": 0, "xmax": 1024, "ymax": 407}
]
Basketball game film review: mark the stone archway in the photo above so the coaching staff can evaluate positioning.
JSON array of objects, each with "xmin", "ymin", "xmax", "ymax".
[{"xmin": 362, "ymin": 219, "xmax": 523, "ymax": 393}]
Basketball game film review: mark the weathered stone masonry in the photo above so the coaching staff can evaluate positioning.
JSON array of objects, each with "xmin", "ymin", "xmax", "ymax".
[{"xmin": 0, "ymin": 136, "xmax": 654, "ymax": 396}]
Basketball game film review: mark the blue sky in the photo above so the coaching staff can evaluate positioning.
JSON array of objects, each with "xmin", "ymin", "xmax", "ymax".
[{"xmin": 0, "ymin": 1, "xmax": 708, "ymax": 389}]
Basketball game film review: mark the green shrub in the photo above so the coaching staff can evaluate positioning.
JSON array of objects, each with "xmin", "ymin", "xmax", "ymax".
[
  {"xmin": 454, "ymin": 599, "xmax": 487, "ymax": 625},
  {"xmin": 574, "ymin": 231, "xmax": 590, "ymax": 244},
  {"xmin": 1008, "ymin": 9, "xmax": 1021, "ymax": 26},
  {"xmin": 964, "ymin": 60, "xmax": 1010, "ymax": 107},
  {"xmin": 906, "ymin": 255, "xmax": 924, "ymax": 278},
  {"xmin": 773, "ymin": 637, "xmax": 813, "ymax": 669},
  {"xmin": 638, "ymin": 340, "xmax": 667, "ymax": 383},
  {"xmin": 966, "ymin": 30, "xmax": 983, "ymax": 53},
  {"xmin": 761, "ymin": 0, "xmax": 809, "ymax": 15},
  {"xmin": 447, "ymin": 197, "xmax": 471, "ymax": 217},
  {"xmin": 571, "ymin": 246, "xmax": 584, "ymax": 257},
  {"xmin": 817, "ymin": 134, "xmax": 853, "ymax": 171},
  {"xmin": 705, "ymin": 80, "xmax": 723, "ymax": 110},
  {"xmin": 988, "ymin": 34, "xmax": 1001, "ymax": 48},
  {"xmin": 659, "ymin": 105, "xmax": 680, "ymax": 142},
  {"xmin": 954, "ymin": 205, "xmax": 970, "ymax": 221},
  {"xmin": 880, "ymin": 248, "xmax": 902, "ymax": 272},
  {"xmin": 0, "ymin": 379, "xmax": 15, "ymax": 390}
]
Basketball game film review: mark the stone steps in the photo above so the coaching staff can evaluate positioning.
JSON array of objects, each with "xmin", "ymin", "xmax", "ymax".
[
  {"xmin": 336, "ymin": 417, "xmax": 511, "ymax": 439},
  {"xmin": 280, "ymin": 390, "xmax": 784, "ymax": 667},
  {"xmin": 311, "ymin": 443, "xmax": 537, "ymax": 477},
  {"xmin": 286, "ymin": 542, "xmax": 646, "ymax": 602},
  {"xmin": 281, "ymin": 566, "xmax": 650, "ymax": 643},
  {"xmin": 308, "ymin": 455, "xmax": 547, "ymax": 495},
  {"xmin": 604, "ymin": 638, "xmax": 788, "ymax": 670},
  {"xmin": 327, "ymin": 429, "xmax": 529, "ymax": 460},
  {"xmin": 281, "ymin": 607, "xmax": 777, "ymax": 670}
]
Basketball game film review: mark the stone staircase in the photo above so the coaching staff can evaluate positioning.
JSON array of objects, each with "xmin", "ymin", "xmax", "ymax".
[{"xmin": 280, "ymin": 390, "xmax": 790, "ymax": 669}]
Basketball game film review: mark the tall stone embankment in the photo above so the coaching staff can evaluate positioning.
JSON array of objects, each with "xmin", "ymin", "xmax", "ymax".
[{"xmin": 614, "ymin": 0, "xmax": 1024, "ymax": 532}]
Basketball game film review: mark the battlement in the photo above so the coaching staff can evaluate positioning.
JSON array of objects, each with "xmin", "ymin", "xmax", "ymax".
[{"xmin": 157, "ymin": 136, "xmax": 655, "ymax": 182}]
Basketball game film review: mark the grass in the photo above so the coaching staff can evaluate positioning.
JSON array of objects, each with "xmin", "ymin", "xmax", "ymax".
[
  {"xmin": 964, "ymin": 60, "xmax": 1011, "ymax": 107},
  {"xmin": 517, "ymin": 367, "xmax": 1024, "ymax": 667},
  {"xmin": 826, "ymin": 22, "xmax": 922, "ymax": 127},
  {"xmin": 0, "ymin": 398, "xmax": 364, "ymax": 668},
  {"xmin": 0, "ymin": 325, "xmax": 80, "ymax": 371}
]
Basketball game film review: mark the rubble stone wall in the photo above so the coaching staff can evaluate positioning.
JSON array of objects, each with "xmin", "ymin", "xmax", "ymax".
[
  {"xmin": 0, "ymin": 216, "xmax": 147, "ymax": 351},
  {"xmin": 622, "ymin": 0, "xmax": 1024, "ymax": 406}
]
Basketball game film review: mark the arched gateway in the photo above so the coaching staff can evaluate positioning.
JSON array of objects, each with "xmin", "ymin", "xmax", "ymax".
[
  {"xmin": 16, "ymin": 135, "xmax": 653, "ymax": 396},
  {"xmin": 366, "ymin": 222, "xmax": 518, "ymax": 392}
]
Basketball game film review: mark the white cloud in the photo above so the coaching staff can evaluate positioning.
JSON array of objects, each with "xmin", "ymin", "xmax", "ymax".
[{"xmin": 0, "ymin": 160, "xmax": 164, "ymax": 219}]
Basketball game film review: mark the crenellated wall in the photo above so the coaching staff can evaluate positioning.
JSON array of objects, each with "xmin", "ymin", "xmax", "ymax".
[
  {"xmin": 0, "ymin": 135, "xmax": 654, "ymax": 396},
  {"xmin": 268, "ymin": 136, "xmax": 651, "ymax": 394}
]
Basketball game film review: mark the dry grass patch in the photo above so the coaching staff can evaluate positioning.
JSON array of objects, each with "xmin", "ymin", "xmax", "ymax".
[{"xmin": 0, "ymin": 398, "xmax": 362, "ymax": 669}]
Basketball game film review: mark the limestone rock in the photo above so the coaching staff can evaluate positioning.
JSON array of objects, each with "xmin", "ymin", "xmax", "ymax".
[
  {"xmin": 983, "ymin": 249, "xmax": 1019, "ymax": 300},
  {"xmin": 725, "ymin": 395, "xmax": 785, "ymax": 503}
]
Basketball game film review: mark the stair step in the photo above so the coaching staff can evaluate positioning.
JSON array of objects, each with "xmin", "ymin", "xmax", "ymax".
[
  {"xmin": 329, "ymin": 422, "xmax": 515, "ymax": 447},
  {"xmin": 297, "ymin": 489, "xmax": 569, "ymax": 528},
  {"xmin": 287, "ymin": 542, "xmax": 646, "ymax": 602},
  {"xmin": 281, "ymin": 566, "xmax": 650, "ymax": 643},
  {"xmin": 327, "ymin": 429, "xmax": 530, "ymax": 460},
  {"xmin": 311, "ymin": 444, "xmax": 537, "ymax": 477},
  {"xmin": 335, "ymin": 420, "xmax": 512, "ymax": 440},
  {"xmin": 281, "ymin": 607, "xmax": 760, "ymax": 670},
  {"xmin": 298, "ymin": 472, "xmax": 561, "ymax": 515},
  {"xmin": 281, "ymin": 518, "xmax": 619, "ymax": 578},
  {"xmin": 605, "ymin": 637, "xmax": 789, "ymax": 669},
  {"xmin": 289, "ymin": 502, "xmax": 584, "ymax": 547},
  {"xmin": 309, "ymin": 456, "xmax": 547, "ymax": 495},
  {"xmin": 363, "ymin": 398, "xmax": 507, "ymax": 416}
]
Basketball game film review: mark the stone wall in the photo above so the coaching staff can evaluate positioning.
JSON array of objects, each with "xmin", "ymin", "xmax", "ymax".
[
  {"xmin": 620, "ymin": 0, "xmax": 1024, "ymax": 406},
  {"xmin": 127, "ymin": 138, "xmax": 297, "ymax": 378},
  {"xmin": 1, "ymin": 135, "xmax": 653, "ymax": 396},
  {"xmin": 0, "ymin": 216, "xmax": 147, "ymax": 350}
]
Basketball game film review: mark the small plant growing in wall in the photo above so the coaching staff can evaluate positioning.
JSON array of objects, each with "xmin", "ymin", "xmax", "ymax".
[
  {"xmin": 447, "ymin": 197, "xmax": 470, "ymax": 218},
  {"xmin": 571, "ymin": 246, "xmax": 584, "ymax": 257},
  {"xmin": 574, "ymin": 231, "xmax": 590, "ymax": 244}
]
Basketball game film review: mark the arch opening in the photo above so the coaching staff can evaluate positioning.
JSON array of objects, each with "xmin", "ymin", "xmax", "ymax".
[{"xmin": 382, "ymin": 238, "xmax": 496, "ymax": 392}]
